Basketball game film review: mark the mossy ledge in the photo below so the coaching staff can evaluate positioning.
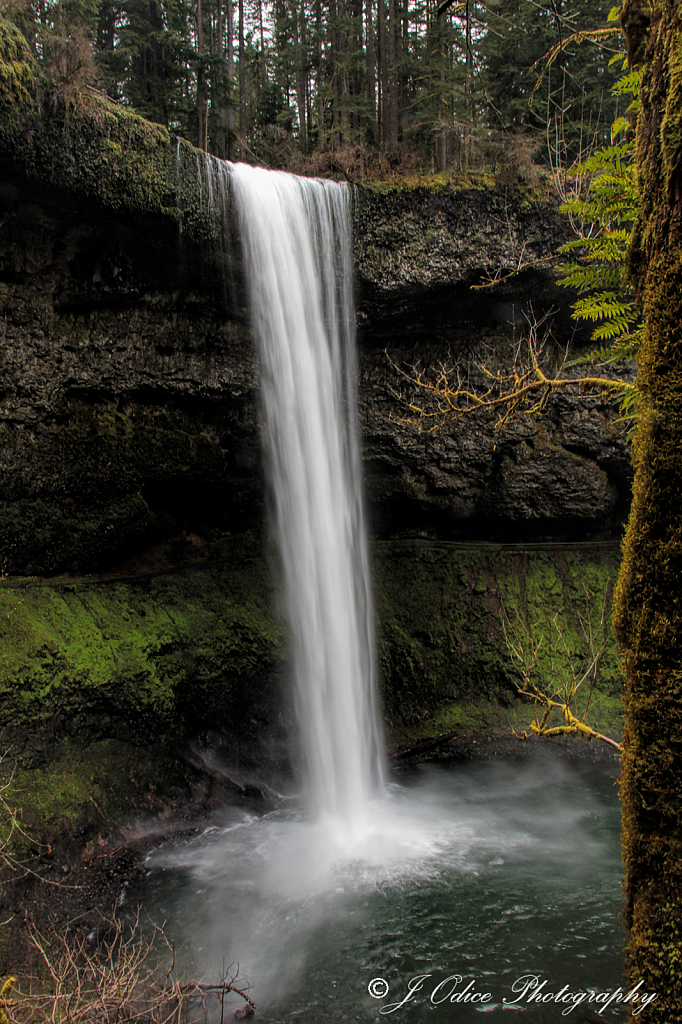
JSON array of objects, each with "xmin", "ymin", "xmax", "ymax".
[
  {"xmin": 376, "ymin": 541, "xmax": 624, "ymax": 749},
  {"xmin": 1, "ymin": 14, "xmax": 565, "ymax": 271},
  {"xmin": 0, "ymin": 555, "xmax": 287, "ymax": 765},
  {"xmin": 0, "ymin": 15, "xmax": 220, "ymax": 242}
]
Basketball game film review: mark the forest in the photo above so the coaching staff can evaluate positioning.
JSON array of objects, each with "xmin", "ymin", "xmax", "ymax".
[{"xmin": 3, "ymin": 0, "xmax": 625, "ymax": 175}]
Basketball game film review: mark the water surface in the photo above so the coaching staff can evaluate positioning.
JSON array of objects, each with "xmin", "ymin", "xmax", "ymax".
[{"xmin": 141, "ymin": 753, "xmax": 624, "ymax": 1022}]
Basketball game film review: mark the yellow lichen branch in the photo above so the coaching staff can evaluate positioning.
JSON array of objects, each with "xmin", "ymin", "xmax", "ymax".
[
  {"xmin": 0, "ymin": 977, "xmax": 16, "ymax": 1024},
  {"xmin": 504, "ymin": 589, "xmax": 623, "ymax": 753},
  {"xmin": 514, "ymin": 688, "xmax": 623, "ymax": 751},
  {"xmin": 387, "ymin": 318, "xmax": 633, "ymax": 437}
]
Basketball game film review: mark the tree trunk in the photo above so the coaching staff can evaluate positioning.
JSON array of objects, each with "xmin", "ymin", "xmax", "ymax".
[
  {"xmin": 400, "ymin": 0, "xmax": 409, "ymax": 155},
  {"xmin": 378, "ymin": 0, "xmax": 387, "ymax": 149},
  {"xmin": 338, "ymin": 0, "xmax": 350, "ymax": 142},
  {"xmin": 365, "ymin": 0, "xmax": 376, "ymax": 143},
  {"xmin": 238, "ymin": 0, "xmax": 246, "ymax": 152},
  {"xmin": 227, "ymin": 0, "xmax": 235, "ymax": 160},
  {"xmin": 613, "ymin": 0, "xmax": 682, "ymax": 1017},
  {"xmin": 316, "ymin": 0, "xmax": 325, "ymax": 150},
  {"xmin": 292, "ymin": 0, "xmax": 308, "ymax": 150},
  {"xmin": 435, "ymin": 4, "xmax": 447, "ymax": 171},
  {"xmin": 196, "ymin": 0, "xmax": 207, "ymax": 150},
  {"xmin": 464, "ymin": 0, "xmax": 472, "ymax": 168},
  {"xmin": 258, "ymin": 0, "xmax": 267, "ymax": 92},
  {"xmin": 387, "ymin": 0, "xmax": 398, "ymax": 153}
]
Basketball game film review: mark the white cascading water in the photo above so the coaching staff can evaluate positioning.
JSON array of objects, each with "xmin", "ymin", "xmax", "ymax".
[{"xmin": 229, "ymin": 163, "xmax": 385, "ymax": 826}]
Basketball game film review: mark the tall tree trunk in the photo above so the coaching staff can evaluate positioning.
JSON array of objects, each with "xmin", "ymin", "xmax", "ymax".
[
  {"xmin": 435, "ymin": 3, "xmax": 447, "ymax": 171},
  {"xmin": 614, "ymin": 0, "xmax": 682, "ymax": 1018},
  {"xmin": 238, "ymin": 0, "xmax": 245, "ymax": 151},
  {"xmin": 338, "ymin": 0, "xmax": 350, "ymax": 141},
  {"xmin": 464, "ymin": 0, "xmax": 473, "ymax": 168},
  {"xmin": 227, "ymin": 0, "xmax": 235, "ymax": 159},
  {"xmin": 400, "ymin": 0, "xmax": 409, "ymax": 154},
  {"xmin": 365, "ymin": 0, "xmax": 376, "ymax": 143},
  {"xmin": 196, "ymin": 0, "xmax": 207, "ymax": 149},
  {"xmin": 258, "ymin": 0, "xmax": 267, "ymax": 92},
  {"xmin": 350, "ymin": 0, "xmax": 364, "ymax": 137},
  {"xmin": 316, "ymin": 0, "xmax": 325, "ymax": 150},
  {"xmin": 292, "ymin": 0, "xmax": 308, "ymax": 150},
  {"xmin": 387, "ymin": 0, "xmax": 398, "ymax": 152},
  {"xmin": 378, "ymin": 0, "xmax": 387, "ymax": 149}
]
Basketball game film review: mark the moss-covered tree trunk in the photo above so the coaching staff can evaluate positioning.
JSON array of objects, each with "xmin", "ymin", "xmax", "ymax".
[{"xmin": 614, "ymin": 0, "xmax": 682, "ymax": 1017}]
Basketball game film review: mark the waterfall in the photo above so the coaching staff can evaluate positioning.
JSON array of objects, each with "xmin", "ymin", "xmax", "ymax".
[{"xmin": 229, "ymin": 163, "xmax": 384, "ymax": 825}]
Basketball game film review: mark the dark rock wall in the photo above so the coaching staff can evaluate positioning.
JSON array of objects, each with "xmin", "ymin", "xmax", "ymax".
[
  {"xmin": 0, "ymin": 174, "xmax": 633, "ymax": 576},
  {"xmin": 0, "ymin": 173, "xmax": 260, "ymax": 574},
  {"xmin": 354, "ymin": 186, "xmax": 632, "ymax": 542}
]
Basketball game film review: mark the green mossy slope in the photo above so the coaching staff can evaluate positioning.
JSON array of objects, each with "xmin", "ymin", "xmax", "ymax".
[
  {"xmin": 0, "ymin": 541, "xmax": 623, "ymax": 861},
  {"xmin": 375, "ymin": 542, "xmax": 624, "ymax": 748},
  {"xmin": 0, "ymin": 15, "xmax": 215, "ymax": 237},
  {"xmin": 0, "ymin": 559, "xmax": 286, "ymax": 763},
  {"xmin": 0, "ymin": 542, "xmax": 623, "ymax": 763}
]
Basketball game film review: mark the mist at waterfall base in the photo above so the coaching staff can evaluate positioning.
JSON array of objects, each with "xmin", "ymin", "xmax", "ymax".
[
  {"xmin": 143, "ymin": 757, "xmax": 623, "ymax": 1022},
  {"xmin": 139, "ymin": 164, "xmax": 624, "ymax": 1021}
]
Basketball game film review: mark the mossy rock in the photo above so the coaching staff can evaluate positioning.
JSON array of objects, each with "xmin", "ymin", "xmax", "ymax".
[
  {"xmin": 374, "ymin": 541, "xmax": 624, "ymax": 748},
  {"xmin": 0, "ymin": 560, "xmax": 287, "ymax": 762},
  {"xmin": 0, "ymin": 15, "xmax": 220, "ymax": 240}
]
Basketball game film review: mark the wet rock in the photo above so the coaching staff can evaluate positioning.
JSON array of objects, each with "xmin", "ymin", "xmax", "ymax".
[{"xmin": 234, "ymin": 1005, "xmax": 255, "ymax": 1019}]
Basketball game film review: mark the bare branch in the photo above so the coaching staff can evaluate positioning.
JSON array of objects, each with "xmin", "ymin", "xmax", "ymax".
[
  {"xmin": 387, "ymin": 313, "xmax": 632, "ymax": 437},
  {"xmin": 503, "ymin": 590, "xmax": 622, "ymax": 753}
]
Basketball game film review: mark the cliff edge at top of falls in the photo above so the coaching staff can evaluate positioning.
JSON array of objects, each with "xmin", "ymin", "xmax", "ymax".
[
  {"xmin": 0, "ymin": 13, "xmax": 565, "ymax": 303},
  {"xmin": 354, "ymin": 182, "xmax": 567, "ymax": 302}
]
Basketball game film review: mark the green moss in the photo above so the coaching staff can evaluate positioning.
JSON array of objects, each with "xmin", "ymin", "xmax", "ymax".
[
  {"xmin": 360, "ymin": 168, "xmax": 555, "ymax": 200},
  {"xmin": 11, "ymin": 741, "xmax": 126, "ymax": 828},
  {"xmin": 612, "ymin": 244, "xmax": 682, "ymax": 1019},
  {"xmin": 661, "ymin": 34, "xmax": 682, "ymax": 196},
  {"xmin": 0, "ymin": 737, "xmax": 227, "ymax": 877},
  {"xmin": 362, "ymin": 171, "xmax": 496, "ymax": 194},
  {"xmin": 0, "ymin": 561, "xmax": 287, "ymax": 758},
  {"xmin": 374, "ymin": 542, "xmax": 624, "ymax": 749},
  {"xmin": 0, "ymin": 15, "xmax": 35, "ymax": 106},
  {"xmin": 0, "ymin": 16, "xmax": 217, "ymax": 236}
]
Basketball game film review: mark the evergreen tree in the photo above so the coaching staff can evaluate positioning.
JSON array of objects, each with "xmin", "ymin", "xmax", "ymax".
[{"xmin": 481, "ymin": 0, "xmax": 624, "ymax": 163}]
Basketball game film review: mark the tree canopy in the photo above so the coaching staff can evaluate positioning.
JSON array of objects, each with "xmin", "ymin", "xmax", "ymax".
[{"xmin": 2, "ymin": 0, "xmax": 625, "ymax": 172}]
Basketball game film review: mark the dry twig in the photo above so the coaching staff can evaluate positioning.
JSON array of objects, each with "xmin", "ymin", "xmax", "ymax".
[{"xmin": 5, "ymin": 913, "xmax": 255, "ymax": 1023}]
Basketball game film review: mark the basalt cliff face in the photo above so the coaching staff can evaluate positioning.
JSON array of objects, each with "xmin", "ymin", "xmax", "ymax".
[
  {"xmin": 0, "ymin": 172, "xmax": 630, "ymax": 573},
  {"xmin": 0, "ymin": 40, "xmax": 627, "ymax": 851}
]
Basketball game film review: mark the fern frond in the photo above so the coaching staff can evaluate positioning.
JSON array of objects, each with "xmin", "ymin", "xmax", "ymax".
[
  {"xmin": 611, "ymin": 116, "xmax": 630, "ymax": 139},
  {"xmin": 613, "ymin": 69, "xmax": 642, "ymax": 95},
  {"xmin": 569, "ymin": 328, "xmax": 643, "ymax": 366},
  {"xmin": 558, "ymin": 264, "xmax": 624, "ymax": 292},
  {"xmin": 557, "ymin": 64, "xmax": 643, "ymax": 369},
  {"xmin": 591, "ymin": 317, "xmax": 634, "ymax": 340},
  {"xmin": 572, "ymin": 293, "xmax": 639, "ymax": 323}
]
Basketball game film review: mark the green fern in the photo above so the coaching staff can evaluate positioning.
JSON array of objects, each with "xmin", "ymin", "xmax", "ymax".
[
  {"xmin": 557, "ymin": 74, "xmax": 641, "ymax": 343},
  {"xmin": 557, "ymin": 60, "xmax": 642, "ymax": 426}
]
